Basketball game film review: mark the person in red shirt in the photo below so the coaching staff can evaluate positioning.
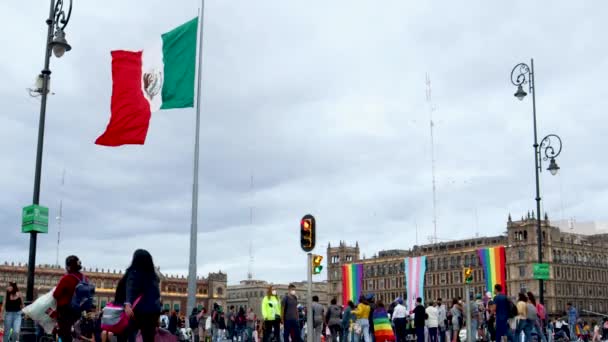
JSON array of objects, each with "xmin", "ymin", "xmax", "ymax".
[{"xmin": 54, "ymin": 255, "xmax": 86, "ymax": 342}]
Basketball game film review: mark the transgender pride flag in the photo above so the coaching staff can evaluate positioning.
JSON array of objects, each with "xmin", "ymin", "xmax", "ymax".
[{"xmin": 404, "ymin": 256, "xmax": 427, "ymax": 311}]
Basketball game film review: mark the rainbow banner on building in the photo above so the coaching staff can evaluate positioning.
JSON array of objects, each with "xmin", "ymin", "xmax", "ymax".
[
  {"xmin": 342, "ymin": 263, "xmax": 363, "ymax": 305},
  {"xmin": 477, "ymin": 246, "xmax": 507, "ymax": 293},
  {"xmin": 404, "ymin": 256, "xmax": 427, "ymax": 311}
]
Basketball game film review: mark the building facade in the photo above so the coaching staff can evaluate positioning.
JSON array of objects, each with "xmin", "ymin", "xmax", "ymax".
[
  {"xmin": 327, "ymin": 241, "xmax": 360, "ymax": 304},
  {"xmin": 227, "ymin": 279, "xmax": 328, "ymax": 318},
  {"xmin": 327, "ymin": 213, "xmax": 608, "ymax": 315},
  {"xmin": 0, "ymin": 263, "xmax": 227, "ymax": 316}
]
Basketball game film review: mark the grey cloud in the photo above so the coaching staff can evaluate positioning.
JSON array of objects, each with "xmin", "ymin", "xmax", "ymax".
[{"xmin": 1, "ymin": 0, "xmax": 608, "ymax": 284}]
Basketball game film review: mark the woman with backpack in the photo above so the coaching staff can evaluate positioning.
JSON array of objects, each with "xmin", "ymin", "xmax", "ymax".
[
  {"xmin": 54, "ymin": 255, "xmax": 90, "ymax": 342},
  {"xmin": 122, "ymin": 249, "xmax": 162, "ymax": 342}
]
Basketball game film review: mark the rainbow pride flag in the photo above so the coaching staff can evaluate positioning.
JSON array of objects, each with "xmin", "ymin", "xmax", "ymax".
[
  {"xmin": 342, "ymin": 264, "xmax": 363, "ymax": 305},
  {"xmin": 372, "ymin": 307, "xmax": 395, "ymax": 342},
  {"xmin": 477, "ymin": 246, "xmax": 507, "ymax": 293},
  {"xmin": 404, "ymin": 256, "xmax": 426, "ymax": 311}
]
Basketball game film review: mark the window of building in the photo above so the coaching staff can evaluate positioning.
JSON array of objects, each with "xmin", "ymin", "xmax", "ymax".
[
  {"xmin": 464, "ymin": 255, "xmax": 470, "ymax": 267},
  {"xmin": 217, "ymin": 287, "xmax": 223, "ymax": 296},
  {"xmin": 519, "ymin": 266, "xmax": 526, "ymax": 277},
  {"xmin": 518, "ymin": 248, "xmax": 525, "ymax": 261},
  {"xmin": 519, "ymin": 282, "xmax": 527, "ymax": 293},
  {"xmin": 456, "ymin": 256, "xmax": 461, "ymax": 268}
]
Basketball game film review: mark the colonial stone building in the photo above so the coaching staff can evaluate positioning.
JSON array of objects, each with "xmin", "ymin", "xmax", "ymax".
[
  {"xmin": 327, "ymin": 213, "xmax": 608, "ymax": 315},
  {"xmin": 0, "ymin": 263, "xmax": 227, "ymax": 315},
  {"xmin": 327, "ymin": 241, "xmax": 360, "ymax": 304},
  {"xmin": 227, "ymin": 279, "xmax": 328, "ymax": 318},
  {"xmin": 507, "ymin": 213, "xmax": 608, "ymax": 314}
]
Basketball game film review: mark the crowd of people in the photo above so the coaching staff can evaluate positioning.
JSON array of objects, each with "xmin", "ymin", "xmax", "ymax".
[
  {"xmin": 254, "ymin": 283, "xmax": 608, "ymax": 342},
  {"xmin": 3, "ymin": 260, "xmax": 608, "ymax": 342}
]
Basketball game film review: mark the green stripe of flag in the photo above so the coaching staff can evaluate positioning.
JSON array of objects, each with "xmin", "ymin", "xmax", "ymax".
[{"xmin": 161, "ymin": 17, "xmax": 198, "ymax": 109}]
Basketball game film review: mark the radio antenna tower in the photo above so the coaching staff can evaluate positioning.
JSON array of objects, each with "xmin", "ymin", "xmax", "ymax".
[
  {"xmin": 426, "ymin": 73, "xmax": 438, "ymax": 245},
  {"xmin": 56, "ymin": 169, "xmax": 66, "ymax": 267},
  {"xmin": 247, "ymin": 172, "xmax": 254, "ymax": 280}
]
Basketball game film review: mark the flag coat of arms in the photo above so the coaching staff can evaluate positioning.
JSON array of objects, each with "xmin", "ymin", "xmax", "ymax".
[{"xmin": 96, "ymin": 17, "xmax": 199, "ymax": 146}]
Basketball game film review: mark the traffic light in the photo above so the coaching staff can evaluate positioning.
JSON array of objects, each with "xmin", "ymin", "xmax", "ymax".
[
  {"xmin": 464, "ymin": 267, "xmax": 473, "ymax": 284},
  {"xmin": 312, "ymin": 255, "xmax": 323, "ymax": 274},
  {"xmin": 300, "ymin": 214, "xmax": 316, "ymax": 252}
]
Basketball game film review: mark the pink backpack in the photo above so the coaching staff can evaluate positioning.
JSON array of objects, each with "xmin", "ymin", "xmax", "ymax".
[
  {"xmin": 536, "ymin": 303, "xmax": 546, "ymax": 321},
  {"xmin": 101, "ymin": 296, "xmax": 141, "ymax": 334}
]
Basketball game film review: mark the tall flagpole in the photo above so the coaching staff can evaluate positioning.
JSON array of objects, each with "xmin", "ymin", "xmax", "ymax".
[{"xmin": 187, "ymin": 1, "xmax": 205, "ymax": 325}]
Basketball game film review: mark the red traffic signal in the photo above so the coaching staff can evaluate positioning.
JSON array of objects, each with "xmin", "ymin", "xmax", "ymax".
[{"xmin": 300, "ymin": 214, "xmax": 316, "ymax": 252}]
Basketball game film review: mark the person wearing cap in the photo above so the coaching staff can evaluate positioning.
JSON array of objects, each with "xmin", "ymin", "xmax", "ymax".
[
  {"xmin": 54, "ymin": 255, "xmax": 87, "ymax": 342},
  {"xmin": 391, "ymin": 299, "xmax": 407, "ymax": 342}
]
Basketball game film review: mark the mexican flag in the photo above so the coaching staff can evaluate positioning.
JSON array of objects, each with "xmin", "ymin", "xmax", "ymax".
[{"xmin": 96, "ymin": 17, "xmax": 199, "ymax": 146}]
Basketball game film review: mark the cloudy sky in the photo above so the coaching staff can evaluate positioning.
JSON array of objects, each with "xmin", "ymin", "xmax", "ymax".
[{"xmin": 2, "ymin": 1, "xmax": 607, "ymax": 285}]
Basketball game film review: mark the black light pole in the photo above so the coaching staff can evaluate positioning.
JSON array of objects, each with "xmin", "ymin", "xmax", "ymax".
[
  {"xmin": 510, "ymin": 59, "xmax": 563, "ymax": 305},
  {"xmin": 21, "ymin": 1, "xmax": 72, "ymax": 341}
]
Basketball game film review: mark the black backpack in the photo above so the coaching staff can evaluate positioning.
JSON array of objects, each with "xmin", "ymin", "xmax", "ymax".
[
  {"xmin": 508, "ymin": 300, "xmax": 517, "ymax": 318},
  {"xmin": 189, "ymin": 315, "xmax": 199, "ymax": 329}
]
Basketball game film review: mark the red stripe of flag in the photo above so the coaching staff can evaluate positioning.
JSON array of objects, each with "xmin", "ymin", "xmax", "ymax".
[{"xmin": 95, "ymin": 50, "xmax": 151, "ymax": 147}]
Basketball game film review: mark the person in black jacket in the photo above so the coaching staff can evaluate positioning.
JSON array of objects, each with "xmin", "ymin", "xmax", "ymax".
[
  {"xmin": 412, "ymin": 298, "xmax": 427, "ymax": 342},
  {"xmin": 123, "ymin": 249, "xmax": 162, "ymax": 342}
]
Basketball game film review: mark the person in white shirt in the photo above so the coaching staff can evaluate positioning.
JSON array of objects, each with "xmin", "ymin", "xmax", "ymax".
[
  {"xmin": 392, "ymin": 299, "xmax": 408, "ymax": 342},
  {"xmin": 426, "ymin": 301, "xmax": 439, "ymax": 342},
  {"xmin": 436, "ymin": 299, "xmax": 447, "ymax": 342}
]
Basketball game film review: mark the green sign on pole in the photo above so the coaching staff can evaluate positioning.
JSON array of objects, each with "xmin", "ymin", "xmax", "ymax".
[
  {"xmin": 22, "ymin": 204, "xmax": 49, "ymax": 233},
  {"xmin": 533, "ymin": 263, "xmax": 550, "ymax": 280}
]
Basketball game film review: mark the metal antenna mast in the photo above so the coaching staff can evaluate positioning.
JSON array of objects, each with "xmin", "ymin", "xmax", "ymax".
[
  {"xmin": 426, "ymin": 73, "xmax": 438, "ymax": 244},
  {"xmin": 247, "ymin": 172, "xmax": 254, "ymax": 280},
  {"xmin": 55, "ymin": 169, "xmax": 65, "ymax": 267}
]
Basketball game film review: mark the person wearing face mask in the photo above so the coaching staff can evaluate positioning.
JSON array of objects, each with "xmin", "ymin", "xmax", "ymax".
[
  {"xmin": 261, "ymin": 286, "xmax": 281, "ymax": 342},
  {"xmin": 282, "ymin": 285, "xmax": 300, "ymax": 342}
]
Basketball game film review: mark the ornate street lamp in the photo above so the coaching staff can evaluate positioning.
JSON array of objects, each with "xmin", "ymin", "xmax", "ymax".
[
  {"xmin": 510, "ymin": 59, "xmax": 563, "ymax": 306},
  {"xmin": 22, "ymin": 1, "xmax": 73, "ymax": 341}
]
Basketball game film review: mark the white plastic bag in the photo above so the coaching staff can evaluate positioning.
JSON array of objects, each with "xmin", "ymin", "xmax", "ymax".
[{"xmin": 22, "ymin": 287, "xmax": 57, "ymax": 333}]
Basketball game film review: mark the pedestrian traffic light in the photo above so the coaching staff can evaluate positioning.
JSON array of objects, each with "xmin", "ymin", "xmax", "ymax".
[
  {"xmin": 300, "ymin": 214, "xmax": 316, "ymax": 252},
  {"xmin": 464, "ymin": 267, "xmax": 473, "ymax": 284},
  {"xmin": 312, "ymin": 255, "xmax": 323, "ymax": 274}
]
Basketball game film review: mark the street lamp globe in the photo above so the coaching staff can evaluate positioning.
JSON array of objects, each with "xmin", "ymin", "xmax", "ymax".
[
  {"xmin": 51, "ymin": 29, "xmax": 71, "ymax": 58},
  {"xmin": 547, "ymin": 157, "xmax": 560, "ymax": 176},
  {"xmin": 514, "ymin": 85, "xmax": 527, "ymax": 101}
]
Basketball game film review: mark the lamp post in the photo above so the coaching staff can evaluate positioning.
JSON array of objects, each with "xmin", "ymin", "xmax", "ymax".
[
  {"xmin": 21, "ymin": 1, "xmax": 72, "ymax": 341},
  {"xmin": 510, "ymin": 59, "xmax": 563, "ymax": 305}
]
